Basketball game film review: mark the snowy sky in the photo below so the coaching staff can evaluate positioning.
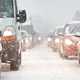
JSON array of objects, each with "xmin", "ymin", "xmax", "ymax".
[{"xmin": 18, "ymin": 0, "xmax": 80, "ymax": 33}]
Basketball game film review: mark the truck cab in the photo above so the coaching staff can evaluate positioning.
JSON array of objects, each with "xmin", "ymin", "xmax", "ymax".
[{"xmin": 0, "ymin": 0, "xmax": 26, "ymax": 71}]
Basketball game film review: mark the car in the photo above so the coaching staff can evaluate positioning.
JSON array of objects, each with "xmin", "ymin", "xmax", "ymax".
[
  {"xmin": 48, "ymin": 28, "xmax": 64, "ymax": 52},
  {"xmin": 58, "ymin": 21, "xmax": 80, "ymax": 63},
  {"xmin": 47, "ymin": 32, "xmax": 54, "ymax": 48},
  {"xmin": 20, "ymin": 30, "xmax": 32, "ymax": 51},
  {"xmin": 21, "ymin": 35, "xmax": 33, "ymax": 51}
]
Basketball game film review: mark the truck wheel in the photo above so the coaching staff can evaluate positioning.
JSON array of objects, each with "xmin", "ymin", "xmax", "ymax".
[
  {"xmin": 1, "ymin": 53, "xmax": 8, "ymax": 63},
  {"xmin": 10, "ymin": 51, "xmax": 21, "ymax": 71},
  {"xmin": 10, "ymin": 61, "xmax": 19, "ymax": 71}
]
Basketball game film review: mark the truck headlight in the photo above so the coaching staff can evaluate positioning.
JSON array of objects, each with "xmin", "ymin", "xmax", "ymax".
[
  {"xmin": 65, "ymin": 39, "xmax": 73, "ymax": 45},
  {"xmin": 3, "ymin": 27, "xmax": 16, "ymax": 41},
  {"xmin": 3, "ymin": 31, "xmax": 13, "ymax": 36},
  {"xmin": 3, "ymin": 27, "xmax": 15, "ymax": 36},
  {"xmin": 29, "ymin": 37, "xmax": 32, "ymax": 41}
]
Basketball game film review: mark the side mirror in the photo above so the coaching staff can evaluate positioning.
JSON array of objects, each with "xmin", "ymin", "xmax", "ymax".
[{"xmin": 17, "ymin": 10, "xmax": 27, "ymax": 23}]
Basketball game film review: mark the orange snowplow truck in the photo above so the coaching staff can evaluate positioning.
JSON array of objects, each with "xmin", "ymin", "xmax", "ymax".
[{"xmin": 0, "ymin": 0, "xmax": 26, "ymax": 70}]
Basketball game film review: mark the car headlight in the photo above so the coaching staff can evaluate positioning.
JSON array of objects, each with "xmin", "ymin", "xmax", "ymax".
[
  {"xmin": 55, "ymin": 38, "xmax": 59, "ymax": 43},
  {"xmin": 25, "ymin": 38, "xmax": 29, "ymax": 43},
  {"xmin": 48, "ymin": 38, "xmax": 52, "ymax": 42},
  {"xmin": 3, "ymin": 27, "xmax": 15, "ymax": 36},
  {"xmin": 65, "ymin": 39, "xmax": 73, "ymax": 45},
  {"xmin": 2, "ymin": 27, "xmax": 16, "ymax": 41},
  {"xmin": 38, "ymin": 37, "xmax": 41, "ymax": 41},
  {"xmin": 29, "ymin": 37, "xmax": 32, "ymax": 41}
]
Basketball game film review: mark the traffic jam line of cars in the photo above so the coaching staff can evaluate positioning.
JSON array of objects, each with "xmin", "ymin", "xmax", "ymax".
[{"xmin": 48, "ymin": 21, "xmax": 80, "ymax": 64}]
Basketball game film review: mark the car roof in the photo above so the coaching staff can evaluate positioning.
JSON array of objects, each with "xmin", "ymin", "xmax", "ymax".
[{"xmin": 67, "ymin": 21, "xmax": 80, "ymax": 24}]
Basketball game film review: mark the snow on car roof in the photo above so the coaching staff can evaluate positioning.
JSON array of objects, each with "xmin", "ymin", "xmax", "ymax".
[{"xmin": 68, "ymin": 21, "xmax": 80, "ymax": 24}]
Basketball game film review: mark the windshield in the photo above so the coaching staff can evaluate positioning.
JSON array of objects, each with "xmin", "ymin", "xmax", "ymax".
[
  {"xmin": 65, "ymin": 23, "xmax": 80, "ymax": 35},
  {"xmin": 0, "ymin": 0, "xmax": 14, "ymax": 18},
  {"xmin": 55, "ymin": 28, "xmax": 64, "ymax": 35}
]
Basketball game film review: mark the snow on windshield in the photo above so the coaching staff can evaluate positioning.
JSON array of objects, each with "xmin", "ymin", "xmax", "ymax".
[
  {"xmin": 65, "ymin": 23, "xmax": 80, "ymax": 35},
  {"xmin": 0, "ymin": 0, "xmax": 14, "ymax": 18}
]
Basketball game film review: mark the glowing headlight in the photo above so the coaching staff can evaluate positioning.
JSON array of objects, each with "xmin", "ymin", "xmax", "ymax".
[
  {"xmin": 3, "ymin": 31, "xmax": 13, "ymax": 36},
  {"xmin": 38, "ymin": 37, "xmax": 41, "ymax": 41},
  {"xmin": 3, "ymin": 27, "xmax": 15, "ymax": 36},
  {"xmin": 25, "ymin": 38, "xmax": 29, "ymax": 43},
  {"xmin": 48, "ymin": 38, "xmax": 52, "ymax": 42},
  {"xmin": 55, "ymin": 38, "xmax": 59, "ymax": 43},
  {"xmin": 65, "ymin": 39, "xmax": 73, "ymax": 45},
  {"xmin": 29, "ymin": 37, "xmax": 32, "ymax": 41}
]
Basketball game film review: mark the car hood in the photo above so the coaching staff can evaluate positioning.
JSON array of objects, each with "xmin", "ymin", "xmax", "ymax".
[{"xmin": 64, "ymin": 35, "xmax": 80, "ymax": 43}]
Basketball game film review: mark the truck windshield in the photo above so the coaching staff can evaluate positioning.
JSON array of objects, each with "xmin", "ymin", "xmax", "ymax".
[
  {"xmin": 0, "ymin": 0, "xmax": 14, "ymax": 18},
  {"xmin": 65, "ymin": 23, "xmax": 80, "ymax": 35}
]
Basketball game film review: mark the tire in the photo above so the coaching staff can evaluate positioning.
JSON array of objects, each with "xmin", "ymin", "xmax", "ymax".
[
  {"xmin": 10, "ymin": 61, "xmax": 19, "ymax": 71},
  {"xmin": 1, "ymin": 52, "xmax": 8, "ymax": 63},
  {"xmin": 10, "ymin": 51, "xmax": 21, "ymax": 71}
]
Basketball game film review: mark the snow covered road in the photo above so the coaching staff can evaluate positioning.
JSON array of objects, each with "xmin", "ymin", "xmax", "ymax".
[{"xmin": 1, "ymin": 43, "xmax": 80, "ymax": 80}]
